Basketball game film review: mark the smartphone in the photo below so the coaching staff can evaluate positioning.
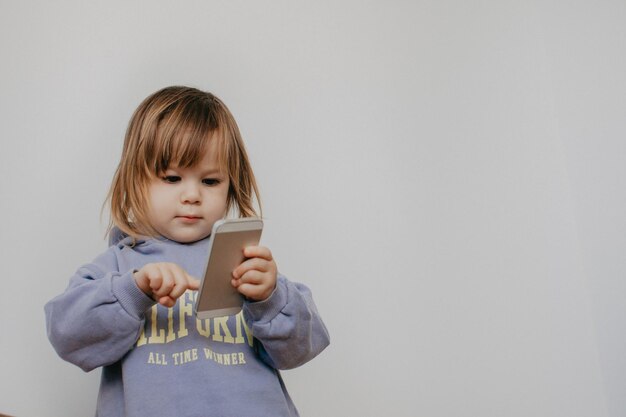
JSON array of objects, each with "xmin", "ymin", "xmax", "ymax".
[{"xmin": 194, "ymin": 217, "xmax": 264, "ymax": 319}]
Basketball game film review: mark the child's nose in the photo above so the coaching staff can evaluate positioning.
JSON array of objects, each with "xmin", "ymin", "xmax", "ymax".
[{"xmin": 181, "ymin": 183, "xmax": 201, "ymax": 204}]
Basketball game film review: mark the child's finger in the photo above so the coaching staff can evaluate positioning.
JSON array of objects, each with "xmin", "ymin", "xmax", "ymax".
[
  {"xmin": 243, "ymin": 246, "xmax": 273, "ymax": 261},
  {"xmin": 237, "ymin": 270, "xmax": 265, "ymax": 285},
  {"xmin": 187, "ymin": 276, "xmax": 201, "ymax": 291},
  {"xmin": 235, "ymin": 283, "xmax": 261, "ymax": 300},
  {"xmin": 232, "ymin": 258, "xmax": 269, "ymax": 279},
  {"xmin": 143, "ymin": 265, "xmax": 163, "ymax": 293},
  {"xmin": 152, "ymin": 265, "xmax": 175, "ymax": 297},
  {"xmin": 236, "ymin": 281, "xmax": 274, "ymax": 301},
  {"xmin": 164, "ymin": 265, "xmax": 197, "ymax": 300},
  {"xmin": 158, "ymin": 295, "xmax": 176, "ymax": 308},
  {"xmin": 168, "ymin": 271, "xmax": 190, "ymax": 300}
]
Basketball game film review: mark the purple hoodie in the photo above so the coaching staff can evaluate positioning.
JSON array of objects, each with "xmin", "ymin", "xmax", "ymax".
[{"xmin": 45, "ymin": 233, "xmax": 330, "ymax": 417}]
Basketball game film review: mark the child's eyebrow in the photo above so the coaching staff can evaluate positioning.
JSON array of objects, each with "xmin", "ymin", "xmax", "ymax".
[
  {"xmin": 165, "ymin": 165, "xmax": 222, "ymax": 175},
  {"xmin": 198, "ymin": 168, "xmax": 228, "ymax": 178},
  {"xmin": 202, "ymin": 168, "xmax": 223, "ymax": 175}
]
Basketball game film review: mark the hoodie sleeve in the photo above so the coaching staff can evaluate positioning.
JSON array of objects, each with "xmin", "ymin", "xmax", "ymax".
[
  {"xmin": 242, "ymin": 274, "xmax": 330, "ymax": 370},
  {"xmin": 44, "ymin": 248, "xmax": 156, "ymax": 372}
]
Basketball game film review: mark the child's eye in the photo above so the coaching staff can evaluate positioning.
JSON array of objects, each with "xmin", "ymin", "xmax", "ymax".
[
  {"xmin": 163, "ymin": 175, "xmax": 181, "ymax": 183},
  {"xmin": 202, "ymin": 178, "xmax": 220, "ymax": 186}
]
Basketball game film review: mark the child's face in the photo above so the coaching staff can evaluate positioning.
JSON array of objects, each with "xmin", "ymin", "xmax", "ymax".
[{"xmin": 146, "ymin": 142, "xmax": 229, "ymax": 243}]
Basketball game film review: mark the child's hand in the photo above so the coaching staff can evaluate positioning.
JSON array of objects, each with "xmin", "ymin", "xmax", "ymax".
[
  {"xmin": 134, "ymin": 263, "xmax": 200, "ymax": 308},
  {"xmin": 232, "ymin": 246, "xmax": 277, "ymax": 302}
]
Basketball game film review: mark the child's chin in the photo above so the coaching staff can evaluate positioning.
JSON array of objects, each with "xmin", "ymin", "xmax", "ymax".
[{"xmin": 166, "ymin": 230, "xmax": 210, "ymax": 244}]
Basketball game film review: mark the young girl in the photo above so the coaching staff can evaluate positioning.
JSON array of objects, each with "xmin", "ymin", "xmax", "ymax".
[{"xmin": 45, "ymin": 86, "xmax": 330, "ymax": 417}]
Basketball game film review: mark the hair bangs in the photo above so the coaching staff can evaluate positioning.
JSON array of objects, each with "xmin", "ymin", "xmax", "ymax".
[{"xmin": 152, "ymin": 99, "xmax": 221, "ymax": 174}]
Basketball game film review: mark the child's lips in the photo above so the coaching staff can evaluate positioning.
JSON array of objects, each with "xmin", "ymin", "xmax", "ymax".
[{"xmin": 177, "ymin": 215, "xmax": 202, "ymax": 223}]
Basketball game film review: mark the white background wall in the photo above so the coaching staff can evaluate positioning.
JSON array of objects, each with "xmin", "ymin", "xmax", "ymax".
[{"xmin": 1, "ymin": 1, "xmax": 625, "ymax": 416}]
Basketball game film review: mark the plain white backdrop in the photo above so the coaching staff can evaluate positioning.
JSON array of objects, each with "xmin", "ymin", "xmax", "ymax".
[{"xmin": 1, "ymin": 1, "xmax": 625, "ymax": 416}]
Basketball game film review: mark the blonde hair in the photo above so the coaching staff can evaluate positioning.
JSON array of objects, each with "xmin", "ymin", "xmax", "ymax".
[{"xmin": 105, "ymin": 86, "xmax": 261, "ymax": 240}]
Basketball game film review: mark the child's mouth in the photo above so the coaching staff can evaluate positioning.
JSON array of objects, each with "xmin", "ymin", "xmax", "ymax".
[{"xmin": 178, "ymin": 216, "xmax": 201, "ymax": 223}]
